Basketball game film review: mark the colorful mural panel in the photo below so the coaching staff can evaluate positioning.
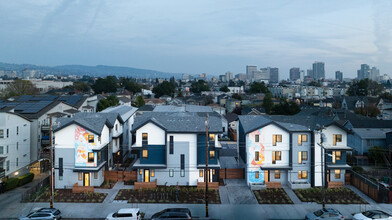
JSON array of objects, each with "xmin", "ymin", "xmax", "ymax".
[
  {"xmin": 75, "ymin": 125, "xmax": 97, "ymax": 167},
  {"xmin": 247, "ymin": 128, "xmax": 265, "ymax": 183}
]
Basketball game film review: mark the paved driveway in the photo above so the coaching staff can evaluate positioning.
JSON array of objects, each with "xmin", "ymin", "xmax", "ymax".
[{"xmin": 224, "ymin": 179, "xmax": 258, "ymax": 204}]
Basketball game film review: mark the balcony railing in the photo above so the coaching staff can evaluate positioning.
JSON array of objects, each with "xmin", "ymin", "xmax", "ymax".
[
  {"xmin": 41, "ymin": 124, "xmax": 50, "ymax": 131},
  {"xmin": 0, "ymin": 168, "xmax": 5, "ymax": 179}
]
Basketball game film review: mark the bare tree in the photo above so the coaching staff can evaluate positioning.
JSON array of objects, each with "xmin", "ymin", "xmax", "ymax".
[{"xmin": 5, "ymin": 79, "xmax": 38, "ymax": 97}]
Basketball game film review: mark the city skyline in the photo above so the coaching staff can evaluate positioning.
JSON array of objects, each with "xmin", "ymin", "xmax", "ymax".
[{"xmin": 0, "ymin": 1, "xmax": 391, "ymax": 79}]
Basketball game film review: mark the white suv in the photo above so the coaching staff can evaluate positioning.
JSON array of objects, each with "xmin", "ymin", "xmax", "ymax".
[{"xmin": 106, "ymin": 208, "xmax": 141, "ymax": 220}]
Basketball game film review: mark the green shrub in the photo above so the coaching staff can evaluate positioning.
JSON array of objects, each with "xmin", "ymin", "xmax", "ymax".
[
  {"xmin": 5, "ymin": 178, "xmax": 20, "ymax": 191},
  {"xmin": 18, "ymin": 173, "xmax": 35, "ymax": 186}
]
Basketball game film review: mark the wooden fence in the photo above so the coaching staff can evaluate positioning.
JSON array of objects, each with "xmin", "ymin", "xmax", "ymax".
[
  {"xmin": 134, "ymin": 179, "xmax": 157, "ymax": 189},
  {"xmin": 349, "ymin": 170, "xmax": 379, "ymax": 202},
  {"xmin": 197, "ymin": 181, "xmax": 219, "ymax": 190},
  {"xmin": 219, "ymin": 168, "xmax": 244, "ymax": 179},
  {"xmin": 72, "ymin": 183, "xmax": 94, "ymax": 193},
  {"xmin": 104, "ymin": 171, "xmax": 137, "ymax": 182}
]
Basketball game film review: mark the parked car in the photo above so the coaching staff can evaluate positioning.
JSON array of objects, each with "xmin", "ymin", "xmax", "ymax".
[
  {"xmin": 19, "ymin": 208, "xmax": 62, "ymax": 220},
  {"xmin": 353, "ymin": 210, "xmax": 392, "ymax": 220},
  {"xmin": 305, "ymin": 208, "xmax": 344, "ymax": 220},
  {"xmin": 106, "ymin": 208, "xmax": 141, "ymax": 220},
  {"xmin": 151, "ymin": 208, "xmax": 192, "ymax": 220}
]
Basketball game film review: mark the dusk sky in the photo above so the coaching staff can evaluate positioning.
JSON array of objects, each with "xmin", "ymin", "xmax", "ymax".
[{"xmin": 0, "ymin": 0, "xmax": 391, "ymax": 79}]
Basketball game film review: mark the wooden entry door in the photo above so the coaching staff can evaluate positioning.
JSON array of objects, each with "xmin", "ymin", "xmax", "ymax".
[
  {"xmin": 144, "ymin": 169, "xmax": 150, "ymax": 182},
  {"xmin": 84, "ymin": 173, "xmax": 90, "ymax": 186}
]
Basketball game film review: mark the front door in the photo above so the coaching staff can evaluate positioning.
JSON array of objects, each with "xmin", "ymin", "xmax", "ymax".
[
  {"xmin": 144, "ymin": 169, "xmax": 150, "ymax": 182},
  {"xmin": 84, "ymin": 173, "xmax": 90, "ymax": 186}
]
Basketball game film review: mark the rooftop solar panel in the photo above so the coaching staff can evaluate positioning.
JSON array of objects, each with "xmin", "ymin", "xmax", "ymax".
[{"xmin": 17, "ymin": 95, "xmax": 33, "ymax": 101}]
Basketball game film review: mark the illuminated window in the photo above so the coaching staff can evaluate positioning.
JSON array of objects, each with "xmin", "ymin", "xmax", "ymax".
[
  {"xmin": 199, "ymin": 170, "xmax": 204, "ymax": 177},
  {"xmin": 88, "ymin": 152, "xmax": 94, "ymax": 163},
  {"xmin": 255, "ymin": 171, "xmax": 259, "ymax": 179},
  {"xmin": 335, "ymin": 151, "xmax": 341, "ymax": 160},
  {"xmin": 335, "ymin": 169, "xmax": 341, "ymax": 179},
  {"xmin": 275, "ymin": 170, "xmax": 280, "ymax": 179},
  {"xmin": 255, "ymin": 135, "xmax": 259, "ymax": 142},
  {"xmin": 88, "ymin": 135, "xmax": 94, "ymax": 143},
  {"xmin": 298, "ymin": 171, "xmax": 307, "ymax": 179},
  {"xmin": 142, "ymin": 150, "xmax": 148, "ymax": 158},
  {"xmin": 272, "ymin": 151, "xmax": 281, "ymax": 164},
  {"xmin": 212, "ymin": 169, "xmax": 215, "ymax": 175},
  {"xmin": 255, "ymin": 151, "xmax": 259, "ymax": 161},
  {"xmin": 142, "ymin": 133, "xmax": 148, "ymax": 146},
  {"xmin": 333, "ymin": 134, "xmax": 342, "ymax": 146},
  {"xmin": 209, "ymin": 150, "xmax": 215, "ymax": 159},
  {"xmin": 98, "ymin": 152, "xmax": 101, "ymax": 161},
  {"xmin": 139, "ymin": 169, "xmax": 143, "ymax": 175},
  {"xmin": 78, "ymin": 173, "xmax": 83, "ymax": 181},
  {"xmin": 273, "ymin": 135, "xmax": 282, "ymax": 146},
  {"xmin": 151, "ymin": 169, "xmax": 155, "ymax": 177},
  {"xmin": 209, "ymin": 134, "xmax": 215, "ymax": 142},
  {"xmin": 298, "ymin": 151, "xmax": 308, "ymax": 164},
  {"xmin": 298, "ymin": 134, "xmax": 308, "ymax": 146}
]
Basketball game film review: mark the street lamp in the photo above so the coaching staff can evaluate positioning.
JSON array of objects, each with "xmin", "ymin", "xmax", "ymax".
[{"xmin": 204, "ymin": 114, "xmax": 209, "ymax": 218}]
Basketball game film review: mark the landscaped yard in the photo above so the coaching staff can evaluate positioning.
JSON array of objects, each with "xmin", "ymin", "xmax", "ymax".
[
  {"xmin": 253, "ymin": 188, "xmax": 293, "ymax": 204},
  {"xmin": 293, "ymin": 187, "xmax": 367, "ymax": 204},
  {"xmin": 115, "ymin": 187, "xmax": 221, "ymax": 204},
  {"xmin": 35, "ymin": 189, "xmax": 107, "ymax": 203}
]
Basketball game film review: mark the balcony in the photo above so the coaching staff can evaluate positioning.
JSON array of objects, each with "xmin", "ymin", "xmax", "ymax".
[
  {"xmin": 0, "ymin": 168, "xmax": 5, "ymax": 179},
  {"xmin": 41, "ymin": 124, "xmax": 50, "ymax": 131},
  {"xmin": 41, "ymin": 136, "xmax": 50, "ymax": 145}
]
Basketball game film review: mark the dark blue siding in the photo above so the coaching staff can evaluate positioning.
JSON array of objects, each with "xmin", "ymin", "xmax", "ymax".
[
  {"xmin": 238, "ymin": 122, "xmax": 246, "ymax": 163},
  {"xmin": 326, "ymin": 150, "xmax": 347, "ymax": 165},
  {"xmin": 140, "ymin": 145, "xmax": 166, "ymax": 164},
  {"xmin": 197, "ymin": 135, "xmax": 218, "ymax": 165}
]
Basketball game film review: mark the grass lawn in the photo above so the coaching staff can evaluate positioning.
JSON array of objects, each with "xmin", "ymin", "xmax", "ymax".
[
  {"xmin": 115, "ymin": 186, "xmax": 221, "ymax": 204},
  {"xmin": 35, "ymin": 189, "xmax": 107, "ymax": 203},
  {"xmin": 253, "ymin": 188, "xmax": 293, "ymax": 204},
  {"xmin": 293, "ymin": 187, "xmax": 367, "ymax": 204}
]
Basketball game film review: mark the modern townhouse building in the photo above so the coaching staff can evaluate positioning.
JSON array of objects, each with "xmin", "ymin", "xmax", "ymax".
[
  {"xmin": 54, "ymin": 113, "xmax": 117, "ymax": 188},
  {"xmin": 238, "ymin": 115, "xmax": 312, "ymax": 189},
  {"xmin": 238, "ymin": 115, "xmax": 352, "ymax": 189},
  {"xmin": 0, "ymin": 112, "xmax": 31, "ymax": 182},
  {"xmin": 101, "ymin": 105, "xmax": 138, "ymax": 161},
  {"xmin": 131, "ymin": 111, "xmax": 222, "ymax": 186}
]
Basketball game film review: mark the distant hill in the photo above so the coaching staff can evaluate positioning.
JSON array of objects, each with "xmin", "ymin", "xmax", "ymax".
[{"xmin": 0, "ymin": 62, "xmax": 183, "ymax": 79}]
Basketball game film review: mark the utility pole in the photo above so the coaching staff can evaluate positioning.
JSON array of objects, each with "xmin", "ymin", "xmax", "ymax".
[
  {"xmin": 49, "ymin": 116, "xmax": 54, "ymax": 208},
  {"xmin": 205, "ymin": 114, "xmax": 209, "ymax": 218},
  {"xmin": 320, "ymin": 128, "xmax": 326, "ymax": 209}
]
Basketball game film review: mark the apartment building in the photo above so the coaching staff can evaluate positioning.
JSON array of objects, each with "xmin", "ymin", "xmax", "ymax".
[{"xmin": 131, "ymin": 111, "xmax": 222, "ymax": 186}]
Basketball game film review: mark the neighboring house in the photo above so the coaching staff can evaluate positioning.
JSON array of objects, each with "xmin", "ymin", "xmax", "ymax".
[
  {"xmin": 225, "ymin": 99, "xmax": 241, "ymax": 113},
  {"xmin": 118, "ymin": 97, "xmax": 133, "ymax": 106},
  {"xmin": 101, "ymin": 105, "xmax": 138, "ymax": 160},
  {"xmin": 0, "ymin": 112, "xmax": 31, "ymax": 182},
  {"xmin": 228, "ymin": 86, "xmax": 245, "ymax": 94},
  {"xmin": 377, "ymin": 98, "xmax": 392, "ymax": 120},
  {"xmin": 238, "ymin": 115, "xmax": 312, "ymax": 189},
  {"xmin": 131, "ymin": 112, "xmax": 223, "ymax": 186},
  {"xmin": 54, "ymin": 113, "xmax": 114, "ymax": 188},
  {"xmin": 347, "ymin": 128, "xmax": 391, "ymax": 155}
]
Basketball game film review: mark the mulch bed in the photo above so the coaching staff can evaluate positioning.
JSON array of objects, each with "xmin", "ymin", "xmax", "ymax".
[
  {"xmin": 115, "ymin": 186, "xmax": 221, "ymax": 204},
  {"xmin": 293, "ymin": 187, "xmax": 368, "ymax": 204},
  {"xmin": 253, "ymin": 188, "xmax": 293, "ymax": 204},
  {"xmin": 35, "ymin": 189, "xmax": 107, "ymax": 203}
]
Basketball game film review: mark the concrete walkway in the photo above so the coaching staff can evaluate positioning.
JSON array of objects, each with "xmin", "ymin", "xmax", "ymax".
[
  {"xmin": 282, "ymin": 186, "xmax": 302, "ymax": 204},
  {"xmin": 218, "ymin": 186, "xmax": 230, "ymax": 204},
  {"xmin": 95, "ymin": 182, "xmax": 133, "ymax": 203},
  {"xmin": 345, "ymin": 185, "xmax": 377, "ymax": 205}
]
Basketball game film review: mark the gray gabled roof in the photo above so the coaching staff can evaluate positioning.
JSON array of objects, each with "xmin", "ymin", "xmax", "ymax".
[
  {"xmin": 238, "ymin": 115, "xmax": 310, "ymax": 134},
  {"xmin": 101, "ymin": 105, "xmax": 138, "ymax": 122},
  {"xmin": 153, "ymin": 105, "xmax": 213, "ymax": 113},
  {"xmin": 132, "ymin": 111, "xmax": 222, "ymax": 133}
]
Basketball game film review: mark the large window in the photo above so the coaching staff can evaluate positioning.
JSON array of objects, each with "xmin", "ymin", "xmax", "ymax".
[
  {"xmin": 298, "ymin": 134, "xmax": 308, "ymax": 146},
  {"xmin": 298, "ymin": 151, "xmax": 308, "ymax": 164},
  {"xmin": 272, "ymin": 151, "xmax": 281, "ymax": 164},
  {"xmin": 255, "ymin": 135, "xmax": 259, "ymax": 142},
  {"xmin": 272, "ymin": 134, "xmax": 282, "ymax": 146},
  {"xmin": 275, "ymin": 170, "xmax": 280, "ymax": 179},
  {"xmin": 142, "ymin": 150, "xmax": 148, "ymax": 158},
  {"xmin": 209, "ymin": 134, "xmax": 215, "ymax": 142},
  {"xmin": 209, "ymin": 150, "xmax": 215, "ymax": 159},
  {"xmin": 332, "ymin": 151, "xmax": 341, "ymax": 164},
  {"xmin": 333, "ymin": 134, "xmax": 342, "ymax": 146},
  {"xmin": 298, "ymin": 171, "xmax": 307, "ymax": 179},
  {"xmin": 335, "ymin": 169, "xmax": 341, "ymax": 179},
  {"xmin": 88, "ymin": 152, "xmax": 94, "ymax": 162},
  {"xmin": 88, "ymin": 135, "xmax": 94, "ymax": 143},
  {"xmin": 255, "ymin": 151, "xmax": 259, "ymax": 161}
]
